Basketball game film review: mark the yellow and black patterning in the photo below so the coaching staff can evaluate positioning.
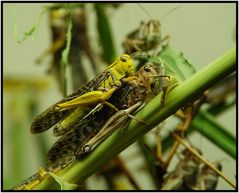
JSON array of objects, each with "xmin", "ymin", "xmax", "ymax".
[
  {"xmin": 13, "ymin": 62, "xmax": 170, "ymax": 190},
  {"xmin": 31, "ymin": 54, "xmax": 134, "ymax": 134}
]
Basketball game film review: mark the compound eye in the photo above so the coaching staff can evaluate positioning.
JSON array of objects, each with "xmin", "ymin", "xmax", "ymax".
[
  {"xmin": 120, "ymin": 56, "xmax": 127, "ymax": 62},
  {"xmin": 144, "ymin": 66, "xmax": 151, "ymax": 72}
]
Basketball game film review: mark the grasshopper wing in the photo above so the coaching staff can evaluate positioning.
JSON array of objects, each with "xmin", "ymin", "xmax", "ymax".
[
  {"xmin": 31, "ymin": 72, "xmax": 109, "ymax": 134},
  {"xmin": 46, "ymin": 85, "xmax": 131, "ymax": 166},
  {"xmin": 31, "ymin": 54, "xmax": 135, "ymax": 134},
  {"xmin": 46, "ymin": 112, "xmax": 107, "ymax": 166},
  {"xmin": 31, "ymin": 106, "xmax": 73, "ymax": 134}
]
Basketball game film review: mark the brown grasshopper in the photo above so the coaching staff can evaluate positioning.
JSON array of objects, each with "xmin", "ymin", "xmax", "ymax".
[{"xmin": 13, "ymin": 62, "xmax": 171, "ymax": 190}]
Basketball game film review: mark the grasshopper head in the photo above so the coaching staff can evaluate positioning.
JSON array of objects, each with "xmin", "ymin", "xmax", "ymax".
[
  {"xmin": 139, "ymin": 63, "xmax": 158, "ymax": 82},
  {"xmin": 137, "ymin": 63, "xmax": 158, "ymax": 93},
  {"xmin": 113, "ymin": 54, "xmax": 135, "ymax": 76},
  {"xmin": 140, "ymin": 63, "xmax": 172, "ymax": 95},
  {"xmin": 146, "ymin": 20, "xmax": 161, "ymax": 46},
  {"xmin": 147, "ymin": 20, "xmax": 161, "ymax": 34}
]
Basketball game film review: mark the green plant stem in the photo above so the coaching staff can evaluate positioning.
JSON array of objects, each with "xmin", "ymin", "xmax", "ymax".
[
  {"xmin": 35, "ymin": 47, "xmax": 236, "ymax": 190},
  {"xmin": 94, "ymin": 3, "xmax": 116, "ymax": 63}
]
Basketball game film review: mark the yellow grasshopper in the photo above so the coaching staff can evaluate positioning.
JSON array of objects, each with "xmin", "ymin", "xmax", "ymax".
[
  {"xmin": 48, "ymin": 63, "xmax": 169, "ymax": 165},
  {"xmin": 31, "ymin": 54, "xmax": 135, "ymax": 135},
  {"xmin": 13, "ymin": 62, "xmax": 171, "ymax": 190}
]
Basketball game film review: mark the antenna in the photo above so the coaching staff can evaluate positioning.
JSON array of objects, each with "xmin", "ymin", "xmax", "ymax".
[
  {"xmin": 137, "ymin": 3, "xmax": 182, "ymax": 21},
  {"xmin": 159, "ymin": 5, "xmax": 182, "ymax": 21},
  {"xmin": 137, "ymin": 3, "xmax": 153, "ymax": 20}
]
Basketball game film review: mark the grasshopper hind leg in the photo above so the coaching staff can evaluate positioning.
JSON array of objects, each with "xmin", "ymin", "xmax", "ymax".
[{"xmin": 81, "ymin": 102, "xmax": 144, "ymax": 152}]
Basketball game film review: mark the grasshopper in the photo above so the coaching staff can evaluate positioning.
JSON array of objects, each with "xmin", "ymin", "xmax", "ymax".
[
  {"xmin": 193, "ymin": 162, "xmax": 222, "ymax": 190},
  {"xmin": 47, "ymin": 63, "xmax": 169, "ymax": 164},
  {"xmin": 161, "ymin": 147, "xmax": 222, "ymax": 190},
  {"xmin": 123, "ymin": 19, "xmax": 169, "ymax": 55},
  {"xmin": 13, "ymin": 62, "xmax": 171, "ymax": 190},
  {"xmin": 13, "ymin": 54, "xmax": 134, "ymax": 190},
  {"xmin": 122, "ymin": 5, "xmax": 181, "ymax": 55},
  {"xmin": 81, "ymin": 63, "xmax": 170, "ymax": 153},
  {"xmin": 31, "ymin": 54, "xmax": 134, "ymax": 135},
  {"xmin": 161, "ymin": 148, "xmax": 203, "ymax": 190}
]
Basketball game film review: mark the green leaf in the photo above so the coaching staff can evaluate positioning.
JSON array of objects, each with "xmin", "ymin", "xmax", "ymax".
[
  {"xmin": 60, "ymin": 3, "xmax": 73, "ymax": 96},
  {"xmin": 161, "ymin": 108, "xmax": 236, "ymax": 159},
  {"xmin": 149, "ymin": 46, "xmax": 198, "ymax": 81},
  {"xmin": 48, "ymin": 172, "xmax": 79, "ymax": 190},
  {"xmin": 137, "ymin": 138, "xmax": 157, "ymax": 180},
  {"xmin": 94, "ymin": 3, "xmax": 116, "ymax": 64},
  {"xmin": 208, "ymin": 97, "xmax": 236, "ymax": 116},
  {"xmin": 192, "ymin": 110, "xmax": 236, "ymax": 158}
]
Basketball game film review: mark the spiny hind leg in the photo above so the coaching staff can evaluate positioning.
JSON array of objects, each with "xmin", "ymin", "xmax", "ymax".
[
  {"xmin": 81, "ymin": 102, "xmax": 144, "ymax": 152},
  {"xmin": 119, "ymin": 101, "xmax": 148, "ymax": 133},
  {"xmin": 55, "ymin": 88, "xmax": 118, "ymax": 111}
]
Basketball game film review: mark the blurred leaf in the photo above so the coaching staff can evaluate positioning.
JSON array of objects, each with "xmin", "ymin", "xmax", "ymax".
[
  {"xmin": 207, "ymin": 97, "xmax": 236, "ymax": 115},
  {"xmin": 138, "ymin": 138, "xmax": 166, "ymax": 189},
  {"xmin": 162, "ymin": 108, "xmax": 236, "ymax": 159},
  {"xmin": 192, "ymin": 110, "xmax": 236, "ymax": 158},
  {"xmin": 206, "ymin": 73, "xmax": 236, "ymax": 106},
  {"xmin": 138, "ymin": 138, "xmax": 157, "ymax": 181},
  {"xmin": 94, "ymin": 3, "xmax": 116, "ymax": 64},
  {"xmin": 3, "ymin": 176, "xmax": 14, "ymax": 190},
  {"xmin": 161, "ymin": 134, "xmax": 174, "ymax": 154},
  {"xmin": 60, "ymin": 3, "xmax": 73, "ymax": 96}
]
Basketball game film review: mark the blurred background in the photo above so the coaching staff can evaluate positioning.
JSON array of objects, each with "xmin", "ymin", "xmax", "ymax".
[{"xmin": 3, "ymin": 3, "xmax": 236, "ymax": 190}]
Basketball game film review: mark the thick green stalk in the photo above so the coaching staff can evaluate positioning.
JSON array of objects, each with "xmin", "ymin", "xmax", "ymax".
[{"xmin": 36, "ymin": 47, "xmax": 236, "ymax": 190}]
